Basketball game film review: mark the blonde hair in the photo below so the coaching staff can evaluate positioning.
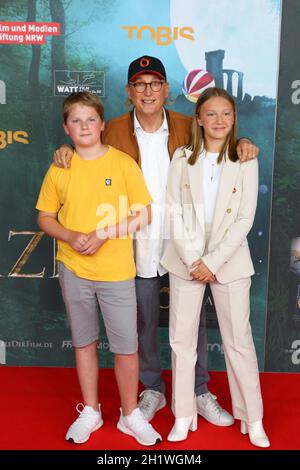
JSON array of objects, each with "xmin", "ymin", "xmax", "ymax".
[
  {"xmin": 63, "ymin": 92, "xmax": 104, "ymax": 124},
  {"xmin": 187, "ymin": 87, "xmax": 238, "ymax": 166}
]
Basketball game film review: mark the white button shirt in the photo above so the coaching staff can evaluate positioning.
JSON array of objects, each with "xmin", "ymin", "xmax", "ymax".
[
  {"xmin": 134, "ymin": 110, "xmax": 169, "ymax": 278},
  {"xmin": 203, "ymin": 151, "xmax": 223, "ymax": 231}
]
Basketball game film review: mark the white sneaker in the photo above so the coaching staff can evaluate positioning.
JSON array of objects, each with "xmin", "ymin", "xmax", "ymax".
[
  {"xmin": 117, "ymin": 407, "xmax": 162, "ymax": 446},
  {"xmin": 138, "ymin": 390, "xmax": 167, "ymax": 421},
  {"xmin": 65, "ymin": 403, "xmax": 103, "ymax": 444},
  {"xmin": 196, "ymin": 392, "xmax": 234, "ymax": 427}
]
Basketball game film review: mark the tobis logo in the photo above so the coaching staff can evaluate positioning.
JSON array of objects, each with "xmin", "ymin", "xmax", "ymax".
[
  {"xmin": 0, "ymin": 130, "xmax": 29, "ymax": 150},
  {"xmin": 122, "ymin": 25, "xmax": 194, "ymax": 46}
]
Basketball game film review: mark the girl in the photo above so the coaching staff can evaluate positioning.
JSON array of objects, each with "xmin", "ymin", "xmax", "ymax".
[{"xmin": 161, "ymin": 87, "xmax": 270, "ymax": 448}]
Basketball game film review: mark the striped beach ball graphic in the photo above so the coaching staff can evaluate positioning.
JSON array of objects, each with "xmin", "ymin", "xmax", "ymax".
[{"xmin": 182, "ymin": 69, "xmax": 215, "ymax": 103}]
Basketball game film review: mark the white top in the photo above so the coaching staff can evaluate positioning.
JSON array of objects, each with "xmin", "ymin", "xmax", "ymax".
[
  {"xmin": 203, "ymin": 151, "xmax": 223, "ymax": 230},
  {"xmin": 134, "ymin": 110, "xmax": 169, "ymax": 277}
]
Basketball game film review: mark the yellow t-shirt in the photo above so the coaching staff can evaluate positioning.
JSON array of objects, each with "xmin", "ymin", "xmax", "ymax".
[{"xmin": 36, "ymin": 146, "xmax": 151, "ymax": 281}]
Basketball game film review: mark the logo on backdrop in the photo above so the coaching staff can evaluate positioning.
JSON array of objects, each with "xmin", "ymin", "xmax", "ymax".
[
  {"xmin": 121, "ymin": 25, "xmax": 194, "ymax": 46},
  {"xmin": 291, "ymin": 339, "xmax": 300, "ymax": 365},
  {"xmin": 291, "ymin": 80, "xmax": 300, "ymax": 104},
  {"xmin": 0, "ymin": 21, "xmax": 60, "ymax": 45},
  {"xmin": 0, "ymin": 130, "xmax": 29, "ymax": 150},
  {"xmin": 62, "ymin": 340, "xmax": 73, "ymax": 350},
  {"xmin": 5, "ymin": 340, "xmax": 52, "ymax": 348},
  {"xmin": 62, "ymin": 340, "xmax": 109, "ymax": 350},
  {"xmin": 0, "ymin": 340, "xmax": 6, "ymax": 364},
  {"xmin": 0, "ymin": 231, "xmax": 52, "ymax": 278},
  {"xmin": 0, "ymin": 80, "xmax": 6, "ymax": 104},
  {"xmin": 207, "ymin": 343, "xmax": 224, "ymax": 355},
  {"xmin": 54, "ymin": 71, "xmax": 105, "ymax": 97}
]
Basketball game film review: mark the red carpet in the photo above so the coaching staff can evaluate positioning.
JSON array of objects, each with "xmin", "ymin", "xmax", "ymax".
[{"xmin": 0, "ymin": 367, "xmax": 299, "ymax": 450}]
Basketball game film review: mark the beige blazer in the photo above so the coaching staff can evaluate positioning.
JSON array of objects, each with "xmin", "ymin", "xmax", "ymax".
[{"xmin": 161, "ymin": 147, "xmax": 258, "ymax": 284}]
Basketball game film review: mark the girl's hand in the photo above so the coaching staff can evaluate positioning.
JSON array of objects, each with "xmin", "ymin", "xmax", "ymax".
[{"xmin": 190, "ymin": 259, "xmax": 215, "ymax": 283}]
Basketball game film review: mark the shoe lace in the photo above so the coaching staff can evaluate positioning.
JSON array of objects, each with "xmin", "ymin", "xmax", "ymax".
[
  {"xmin": 76, "ymin": 403, "xmax": 85, "ymax": 414},
  {"xmin": 205, "ymin": 393, "xmax": 222, "ymax": 415},
  {"xmin": 130, "ymin": 410, "xmax": 151, "ymax": 433},
  {"xmin": 74, "ymin": 403, "xmax": 97, "ymax": 425},
  {"xmin": 139, "ymin": 391, "xmax": 158, "ymax": 412}
]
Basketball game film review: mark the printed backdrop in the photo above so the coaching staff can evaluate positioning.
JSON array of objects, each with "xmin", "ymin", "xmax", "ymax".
[
  {"xmin": 265, "ymin": 0, "xmax": 300, "ymax": 372},
  {"xmin": 0, "ymin": 0, "xmax": 294, "ymax": 372}
]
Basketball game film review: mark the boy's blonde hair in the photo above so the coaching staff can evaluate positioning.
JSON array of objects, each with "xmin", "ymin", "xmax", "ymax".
[
  {"xmin": 63, "ymin": 92, "xmax": 104, "ymax": 124},
  {"xmin": 187, "ymin": 87, "xmax": 238, "ymax": 166}
]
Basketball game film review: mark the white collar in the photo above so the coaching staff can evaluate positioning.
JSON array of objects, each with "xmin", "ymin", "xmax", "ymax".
[
  {"xmin": 204, "ymin": 151, "xmax": 219, "ymax": 164},
  {"xmin": 133, "ymin": 108, "xmax": 168, "ymax": 134}
]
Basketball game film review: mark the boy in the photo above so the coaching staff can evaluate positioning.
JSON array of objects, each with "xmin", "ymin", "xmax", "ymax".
[{"xmin": 36, "ymin": 92, "xmax": 161, "ymax": 446}]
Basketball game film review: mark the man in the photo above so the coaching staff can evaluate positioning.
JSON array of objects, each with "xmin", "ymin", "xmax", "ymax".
[{"xmin": 54, "ymin": 55, "xmax": 258, "ymax": 426}]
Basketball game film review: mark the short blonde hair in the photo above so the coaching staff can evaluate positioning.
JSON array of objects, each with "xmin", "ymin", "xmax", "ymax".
[{"xmin": 63, "ymin": 92, "xmax": 104, "ymax": 124}]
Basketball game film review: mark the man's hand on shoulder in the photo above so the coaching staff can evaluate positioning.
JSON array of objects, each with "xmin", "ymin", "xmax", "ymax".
[
  {"xmin": 236, "ymin": 138, "xmax": 259, "ymax": 163},
  {"xmin": 53, "ymin": 144, "xmax": 73, "ymax": 168}
]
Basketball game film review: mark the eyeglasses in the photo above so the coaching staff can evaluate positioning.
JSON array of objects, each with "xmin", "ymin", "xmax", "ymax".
[{"xmin": 129, "ymin": 80, "xmax": 165, "ymax": 93}]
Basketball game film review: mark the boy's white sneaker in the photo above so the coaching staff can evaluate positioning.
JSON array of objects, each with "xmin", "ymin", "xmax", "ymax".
[
  {"xmin": 117, "ymin": 407, "xmax": 162, "ymax": 446},
  {"xmin": 65, "ymin": 403, "xmax": 103, "ymax": 444}
]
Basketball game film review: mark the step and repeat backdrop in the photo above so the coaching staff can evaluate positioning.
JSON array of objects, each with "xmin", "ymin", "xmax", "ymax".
[{"xmin": 0, "ymin": 0, "xmax": 299, "ymax": 372}]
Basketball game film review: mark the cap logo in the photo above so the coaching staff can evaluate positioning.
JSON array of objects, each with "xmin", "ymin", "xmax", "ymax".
[{"xmin": 140, "ymin": 57, "xmax": 150, "ymax": 68}]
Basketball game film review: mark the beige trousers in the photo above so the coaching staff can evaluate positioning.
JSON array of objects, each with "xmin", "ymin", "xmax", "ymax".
[{"xmin": 169, "ymin": 273, "xmax": 263, "ymax": 423}]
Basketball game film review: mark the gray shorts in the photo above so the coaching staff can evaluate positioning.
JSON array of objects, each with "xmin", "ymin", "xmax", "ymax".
[{"xmin": 58, "ymin": 263, "xmax": 138, "ymax": 353}]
